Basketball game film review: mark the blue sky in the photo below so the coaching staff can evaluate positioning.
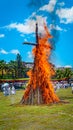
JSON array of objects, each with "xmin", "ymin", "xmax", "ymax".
[{"xmin": 0, "ymin": 0, "xmax": 73, "ymax": 67}]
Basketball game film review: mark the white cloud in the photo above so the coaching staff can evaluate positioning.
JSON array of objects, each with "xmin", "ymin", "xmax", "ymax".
[
  {"xmin": 56, "ymin": 65, "xmax": 72, "ymax": 68},
  {"xmin": 64, "ymin": 65, "xmax": 72, "ymax": 68},
  {"xmin": 56, "ymin": 64, "xmax": 62, "ymax": 68},
  {"xmin": 0, "ymin": 34, "xmax": 5, "ymax": 38},
  {"xmin": 39, "ymin": 0, "xmax": 57, "ymax": 12},
  {"xmin": 55, "ymin": 25, "xmax": 63, "ymax": 31},
  {"xmin": 6, "ymin": 22, "xmax": 34, "ymax": 34},
  {"xmin": 5, "ymin": 15, "xmax": 47, "ymax": 35},
  {"xmin": 24, "ymin": 38, "xmax": 28, "ymax": 42},
  {"xmin": 20, "ymin": 34, "xmax": 24, "ymax": 37},
  {"xmin": 31, "ymin": 12, "xmax": 36, "ymax": 17},
  {"xmin": 10, "ymin": 49, "xmax": 20, "ymax": 55},
  {"xmin": 0, "ymin": 49, "xmax": 8, "ymax": 54},
  {"xmin": 56, "ymin": 6, "xmax": 73, "ymax": 24},
  {"xmin": 0, "ymin": 48, "xmax": 20, "ymax": 55},
  {"xmin": 58, "ymin": 2, "xmax": 65, "ymax": 7},
  {"xmin": 27, "ymin": 51, "xmax": 33, "ymax": 59},
  {"xmin": 49, "ymin": 24, "xmax": 66, "ymax": 31}
]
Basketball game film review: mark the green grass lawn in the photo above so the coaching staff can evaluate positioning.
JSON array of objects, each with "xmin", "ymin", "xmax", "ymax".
[{"xmin": 0, "ymin": 87, "xmax": 73, "ymax": 130}]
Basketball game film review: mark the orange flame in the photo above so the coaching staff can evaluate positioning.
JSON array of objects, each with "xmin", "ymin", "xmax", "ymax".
[{"xmin": 22, "ymin": 24, "xmax": 60, "ymax": 104}]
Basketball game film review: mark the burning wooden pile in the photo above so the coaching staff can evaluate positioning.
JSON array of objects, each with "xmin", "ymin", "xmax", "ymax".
[{"xmin": 21, "ymin": 23, "xmax": 60, "ymax": 105}]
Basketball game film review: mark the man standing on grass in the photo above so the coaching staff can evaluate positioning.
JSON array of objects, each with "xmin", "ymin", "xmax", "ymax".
[
  {"xmin": 72, "ymin": 86, "xmax": 73, "ymax": 94},
  {"xmin": 71, "ymin": 82, "xmax": 73, "ymax": 94}
]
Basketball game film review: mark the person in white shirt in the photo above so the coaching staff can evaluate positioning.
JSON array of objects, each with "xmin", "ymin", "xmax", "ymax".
[
  {"xmin": 71, "ymin": 82, "xmax": 73, "ymax": 94},
  {"xmin": 11, "ymin": 85, "xmax": 16, "ymax": 95},
  {"xmin": 72, "ymin": 87, "xmax": 73, "ymax": 94}
]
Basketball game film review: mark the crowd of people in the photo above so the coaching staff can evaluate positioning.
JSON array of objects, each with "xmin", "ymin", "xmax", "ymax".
[
  {"xmin": 2, "ymin": 83, "xmax": 16, "ymax": 96},
  {"xmin": 53, "ymin": 81, "xmax": 73, "ymax": 93},
  {"xmin": 1, "ymin": 80, "xmax": 73, "ymax": 96}
]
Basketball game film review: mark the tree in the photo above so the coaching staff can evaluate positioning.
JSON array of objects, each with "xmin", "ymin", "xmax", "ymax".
[
  {"xmin": 63, "ymin": 68, "xmax": 73, "ymax": 82},
  {"xmin": 54, "ymin": 67, "xmax": 73, "ymax": 81},
  {"xmin": 55, "ymin": 69, "xmax": 64, "ymax": 79},
  {"xmin": 8, "ymin": 61, "xmax": 17, "ymax": 78},
  {"xmin": 16, "ymin": 53, "xmax": 25, "ymax": 78},
  {"xmin": 0, "ymin": 60, "xmax": 6, "ymax": 78}
]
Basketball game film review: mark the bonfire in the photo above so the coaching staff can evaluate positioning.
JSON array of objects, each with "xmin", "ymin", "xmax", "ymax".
[{"xmin": 21, "ymin": 23, "xmax": 60, "ymax": 105}]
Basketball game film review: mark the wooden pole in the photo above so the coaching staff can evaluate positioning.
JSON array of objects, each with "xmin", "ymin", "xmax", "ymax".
[
  {"xmin": 22, "ymin": 23, "xmax": 41, "ymax": 105},
  {"xmin": 23, "ymin": 42, "xmax": 36, "ymax": 46},
  {"xmin": 35, "ymin": 23, "xmax": 41, "ymax": 104}
]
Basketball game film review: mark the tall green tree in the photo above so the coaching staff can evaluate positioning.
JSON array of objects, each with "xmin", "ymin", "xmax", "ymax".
[
  {"xmin": 0, "ymin": 54, "xmax": 31, "ymax": 79},
  {"xmin": 8, "ymin": 61, "xmax": 17, "ymax": 78},
  {"xmin": 16, "ymin": 53, "xmax": 24, "ymax": 78},
  {"xmin": 0, "ymin": 60, "xmax": 6, "ymax": 78}
]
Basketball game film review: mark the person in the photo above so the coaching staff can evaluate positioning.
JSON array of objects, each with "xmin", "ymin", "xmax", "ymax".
[
  {"xmin": 72, "ymin": 86, "xmax": 73, "ymax": 94},
  {"xmin": 8, "ymin": 86, "xmax": 11, "ymax": 95},
  {"xmin": 56, "ymin": 82, "xmax": 60, "ymax": 90},
  {"xmin": 3, "ymin": 87, "xmax": 6, "ymax": 95},
  {"xmin": 11, "ymin": 85, "xmax": 16, "ymax": 95},
  {"xmin": 3, "ymin": 86, "xmax": 8, "ymax": 96},
  {"xmin": 71, "ymin": 82, "xmax": 73, "ymax": 94}
]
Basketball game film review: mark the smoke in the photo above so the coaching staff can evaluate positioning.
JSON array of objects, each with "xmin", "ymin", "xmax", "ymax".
[
  {"xmin": 27, "ymin": 0, "xmax": 60, "ymax": 63},
  {"xmin": 27, "ymin": 0, "xmax": 59, "ymax": 46},
  {"xmin": 46, "ymin": 1, "xmax": 60, "ymax": 64},
  {"xmin": 49, "ymin": 2, "xmax": 59, "ymax": 48}
]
